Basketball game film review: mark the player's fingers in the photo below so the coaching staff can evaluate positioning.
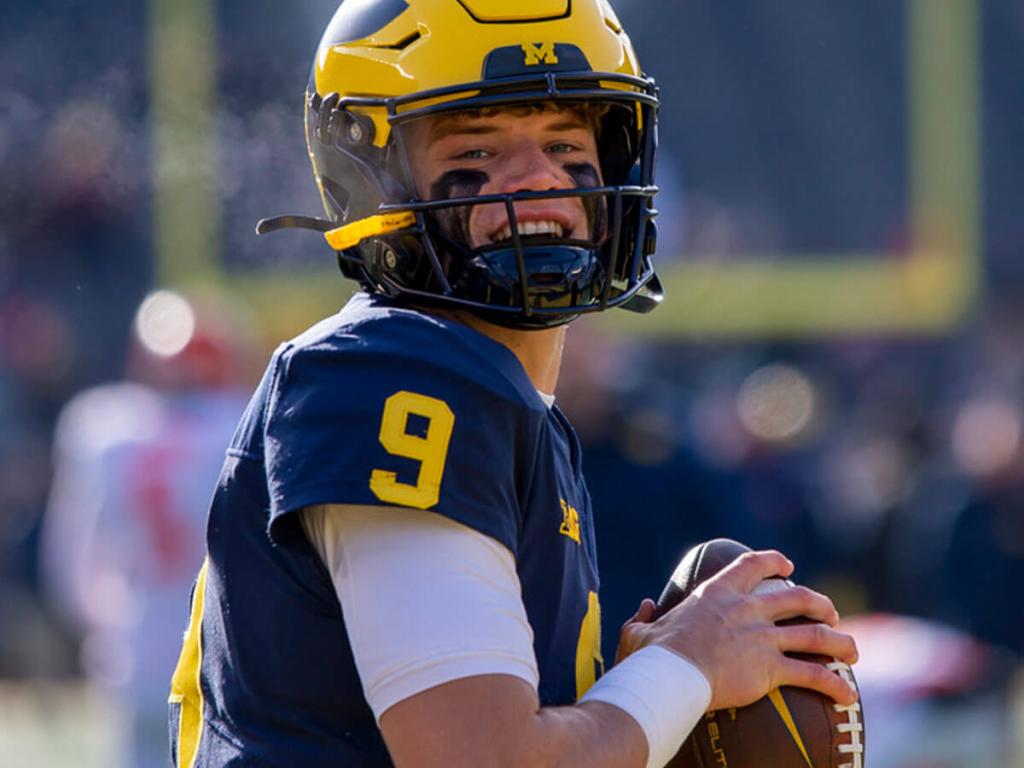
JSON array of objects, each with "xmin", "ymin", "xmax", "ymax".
[
  {"xmin": 620, "ymin": 598, "xmax": 657, "ymax": 632},
  {"xmin": 775, "ymin": 623, "xmax": 859, "ymax": 665},
  {"xmin": 755, "ymin": 584, "xmax": 840, "ymax": 627},
  {"xmin": 616, "ymin": 599, "xmax": 658, "ymax": 663},
  {"xmin": 714, "ymin": 550, "xmax": 794, "ymax": 594},
  {"xmin": 774, "ymin": 657, "xmax": 859, "ymax": 706},
  {"xmin": 635, "ymin": 598, "xmax": 657, "ymax": 624}
]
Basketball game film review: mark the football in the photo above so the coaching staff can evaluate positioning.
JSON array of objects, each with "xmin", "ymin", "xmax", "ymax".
[{"xmin": 655, "ymin": 539, "xmax": 865, "ymax": 768}]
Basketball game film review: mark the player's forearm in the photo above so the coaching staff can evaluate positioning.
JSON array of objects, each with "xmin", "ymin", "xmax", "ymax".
[
  {"xmin": 524, "ymin": 699, "xmax": 649, "ymax": 768},
  {"xmin": 384, "ymin": 695, "xmax": 647, "ymax": 768},
  {"xmin": 382, "ymin": 673, "xmax": 654, "ymax": 768},
  {"xmin": 382, "ymin": 648, "xmax": 712, "ymax": 768}
]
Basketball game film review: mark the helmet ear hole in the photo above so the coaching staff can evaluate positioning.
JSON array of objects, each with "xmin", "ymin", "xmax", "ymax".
[
  {"xmin": 344, "ymin": 112, "xmax": 376, "ymax": 147},
  {"xmin": 312, "ymin": 93, "xmax": 376, "ymax": 150}
]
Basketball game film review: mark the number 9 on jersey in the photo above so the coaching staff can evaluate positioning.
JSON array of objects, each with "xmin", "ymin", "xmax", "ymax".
[{"xmin": 370, "ymin": 391, "xmax": 455, "ymax": 510}]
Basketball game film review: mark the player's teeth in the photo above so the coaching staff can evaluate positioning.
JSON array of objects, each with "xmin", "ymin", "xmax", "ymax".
[
  {"xmin": 517, "ymin": 220, "xmax": 564, "ymax": 237},
  {"xmin": 493, "ymin": 220, "xmax": 564, "ymax": 242}
]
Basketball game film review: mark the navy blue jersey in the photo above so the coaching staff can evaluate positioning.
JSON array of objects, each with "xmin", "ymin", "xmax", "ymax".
[{"xmin": 169, "ymin": 294, "xmax": 603, "ymax": 767}]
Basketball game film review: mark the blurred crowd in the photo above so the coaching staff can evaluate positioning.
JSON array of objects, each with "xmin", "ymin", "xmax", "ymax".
[
  {"xmin": 564, "ymin": 310, "xmax": 1024, "ymax": 654},
  {"xmin": 1, "ymin": 0, "xmax": 1022, "ymax": 766}
]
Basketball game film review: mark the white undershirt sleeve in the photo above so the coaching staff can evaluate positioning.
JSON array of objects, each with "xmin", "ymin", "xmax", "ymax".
[{"xmin": 300, "ymin": 504, "xmax": 539, "ymax": 722}]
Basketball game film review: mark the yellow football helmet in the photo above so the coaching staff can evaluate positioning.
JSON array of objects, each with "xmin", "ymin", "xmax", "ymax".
[{"xmin": 259, "ymin": 0, "xmax": 662, "ymax": 327}]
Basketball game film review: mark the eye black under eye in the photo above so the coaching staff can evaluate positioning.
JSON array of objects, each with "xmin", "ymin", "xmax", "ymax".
[{"xmin": 430, "ymin": 169, "xmax": 489, "ymax": 201}]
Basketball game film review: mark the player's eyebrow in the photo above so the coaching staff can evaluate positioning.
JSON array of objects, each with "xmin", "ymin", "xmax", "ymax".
[
  {"xmin": 428, "ymin": 113, "xmax": 592, "ymax": 142},
  {"xmin": 429, "ymin": 121, "xmax": 501, "ymax": 141},
  {"xmin": 543, "ymin": 117, "xmax": 592, "ymax": 133}
]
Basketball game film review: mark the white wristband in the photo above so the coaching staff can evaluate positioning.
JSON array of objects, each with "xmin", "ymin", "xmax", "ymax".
[{"xmin": 580, "ymin": 645, "xmax": 712, "ymax": 768}]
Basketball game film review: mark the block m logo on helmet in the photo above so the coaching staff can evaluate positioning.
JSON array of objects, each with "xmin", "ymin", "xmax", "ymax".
[{"xmin": 521, "ymin": 41, "xmax": 559, "ymax": 66}]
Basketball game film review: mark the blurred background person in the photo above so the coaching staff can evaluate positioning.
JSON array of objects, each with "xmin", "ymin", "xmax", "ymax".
[{"xmin": 40, "ymin": 289, "xmax": 256, "ymax": 768}]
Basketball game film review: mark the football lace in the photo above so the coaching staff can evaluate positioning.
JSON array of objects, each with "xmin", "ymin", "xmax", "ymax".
[{"xmin": 827, "ymin": 661, "xmax": 864, "ymax": 768}]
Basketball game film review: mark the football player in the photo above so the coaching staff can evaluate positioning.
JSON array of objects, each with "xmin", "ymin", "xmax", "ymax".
[{"xmin": 169, "ymin": 1, "xmax": 859, "ymax": 766}]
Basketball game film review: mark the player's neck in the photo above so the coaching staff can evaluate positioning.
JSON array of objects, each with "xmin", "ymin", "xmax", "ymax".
[
  {"xmin": 491, "ymin": 323, "xmax": 566, "ymax": 396},
  {"xmin": 439, "ymin": 310, "xmax": 566, "ymax": 394}
]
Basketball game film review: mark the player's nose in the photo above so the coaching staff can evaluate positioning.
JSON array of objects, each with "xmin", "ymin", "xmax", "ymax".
[{"xmin": 495, "ymin": 139, "xmax": 567, "ymax": 193}]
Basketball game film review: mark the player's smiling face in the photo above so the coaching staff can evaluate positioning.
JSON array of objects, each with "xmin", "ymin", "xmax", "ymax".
[{"xmin": 405, "ymin": 105, "xmax": 603, "ymax": 249}]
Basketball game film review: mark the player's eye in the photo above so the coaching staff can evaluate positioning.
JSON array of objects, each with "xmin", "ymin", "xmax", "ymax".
[
  {"xmin": 546, "ymin": 142, "xmax": 580, "ymax": 155},
  {"xmin": 454, "ymin": 148, "xmax": 490, "ymax": 160}
]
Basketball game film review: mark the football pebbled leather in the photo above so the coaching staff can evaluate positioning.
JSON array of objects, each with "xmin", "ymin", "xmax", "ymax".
[{"xmin": 655, "ymin": 539, "xmax": 865, "ymax": 768}]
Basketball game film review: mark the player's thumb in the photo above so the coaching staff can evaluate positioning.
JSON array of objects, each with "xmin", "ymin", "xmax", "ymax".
[
  {"xmin": 615, "ymin": 598, "xmax": 657, "ymax": 663},
  {"xmin": 620, "ymin": 598, "xmax": 657, "ymax": 632}
]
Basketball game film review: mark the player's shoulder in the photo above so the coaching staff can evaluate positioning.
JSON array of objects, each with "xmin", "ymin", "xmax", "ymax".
[{"xmin": 274, "ymin": 292, "xmax": 544, "ymax": 413}]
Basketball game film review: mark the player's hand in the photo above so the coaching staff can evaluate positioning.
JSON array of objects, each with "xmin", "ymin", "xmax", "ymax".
[
  {"xmin": 617, "ymin": 550, "xmax": 859, "ymax": 711},
  {"xmin": 615, "ymin": 597, "xmax": 658, "ymax": 665}
]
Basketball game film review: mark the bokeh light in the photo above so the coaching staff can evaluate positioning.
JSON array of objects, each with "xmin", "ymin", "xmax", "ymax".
[
  {"xmin": 824, "ymin": 435, "xmax": 912, "ymax": 519},
  {"xmin": 737, "ymin": 363, "xmax": 818, "ymax": 444},
  {"xmin": 134, "ymin": 289, "xmax": 196, "ymax": 357},
  {"xmin": 952, "ymin": 397, "xmax": 1022, "ymax": 479}
]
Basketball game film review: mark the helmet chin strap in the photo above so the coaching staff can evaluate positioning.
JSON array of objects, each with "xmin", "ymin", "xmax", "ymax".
[
  {"xmin": 255, "ymin": 212, "xmax": 418, "ymax": 253},
  {"xmin": 323, "ymin": 212, "xmax": 417, "ymax": 251}
]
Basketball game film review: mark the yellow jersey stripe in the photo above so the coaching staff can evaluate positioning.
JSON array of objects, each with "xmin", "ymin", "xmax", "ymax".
[
  {"xmin": 574, "ymin": 591, "xmax": 603, "ymax": 698},
  {"xmin": 169, "ymin": 559, "xmax": 209, "ymax": 768}
]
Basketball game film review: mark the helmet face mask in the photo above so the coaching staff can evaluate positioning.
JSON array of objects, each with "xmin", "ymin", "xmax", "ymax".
[{"xmin": 263, "ymin": 0, "xmax": 663, "ymax": 328}]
